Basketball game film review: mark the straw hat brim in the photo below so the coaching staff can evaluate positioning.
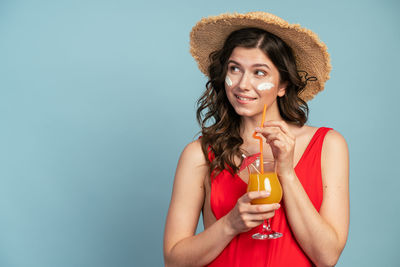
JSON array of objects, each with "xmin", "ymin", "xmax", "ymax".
[{"xmin": 190, "ymin": 12, "xmax": 331, "ymax": 102}]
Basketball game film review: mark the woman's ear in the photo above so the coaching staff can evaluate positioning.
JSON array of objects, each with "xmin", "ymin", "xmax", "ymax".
[{"xmin": 277, "ymin": 81, "xmax": 288, "ymax": 97}]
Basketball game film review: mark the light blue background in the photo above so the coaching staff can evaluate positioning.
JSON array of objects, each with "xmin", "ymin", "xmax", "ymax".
[{"xmin": 1, "ymin": 0, "xmax": 399, "ymax": 266}]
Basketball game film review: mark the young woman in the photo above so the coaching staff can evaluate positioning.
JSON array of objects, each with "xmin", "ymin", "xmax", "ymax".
[{"xmin": 164, "ymin": 12, "xmax": 349, "ymax": 267}]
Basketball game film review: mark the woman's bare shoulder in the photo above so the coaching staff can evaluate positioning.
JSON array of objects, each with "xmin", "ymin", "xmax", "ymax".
[
  {"xmin": 322, "ymin": 129, "xmax": 348, "ymax": 155},
  {"xmin": 180, "ymin": 139, "xmax": 207, "ymax": 166},
  {"xmin": 320, "ymin": 128, "xmax": 349, "ymax": 184},
  {"xmin": 175, "ymin": 139, "xmax": 209, "ymax": 185},
  {"xmin": 325, "ymin": 128, "xmax": 347, "ymax": 141}
]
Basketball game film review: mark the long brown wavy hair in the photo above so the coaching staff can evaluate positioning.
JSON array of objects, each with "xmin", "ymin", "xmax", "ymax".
[{"xmin": 196, "ymin": 28, "xmax": 309, "ymax": 177}]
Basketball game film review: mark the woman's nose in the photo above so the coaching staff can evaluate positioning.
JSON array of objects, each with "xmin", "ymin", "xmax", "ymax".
[{"xmin": 238, "ymin": 72, "xmax": 252, "ymax": 91}]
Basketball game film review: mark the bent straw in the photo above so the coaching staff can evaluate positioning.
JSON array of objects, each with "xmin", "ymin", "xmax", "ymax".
[{"xmin": 252, "ymin": 104, "xmax": 267, "ymax": 174}]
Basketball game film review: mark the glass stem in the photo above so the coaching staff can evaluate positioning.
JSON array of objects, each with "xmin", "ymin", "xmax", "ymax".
[{"xmin": 263, "ymin": 219, "xmax": 271, "ymax": 232}]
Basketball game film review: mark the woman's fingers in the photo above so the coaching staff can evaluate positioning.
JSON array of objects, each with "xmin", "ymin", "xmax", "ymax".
[
  {"xmin": 248, "ymin": 211, "xmax": 276, "ymax": 221},
  {"xmin": 247, "ymin": 203, "xmax": 281, "ymax": 213},
  {"xmin": 239, "ymin": 191, "xmax": 281, "ymax": 214},
  {"xmin": 256, "ymin": 120, "xmax": 295, "ymax": 146},
  {"xmin": 240, "ymin": 191, "xmax": 270, "ymax": 203},
  {"xmin": 227, "ymin": 191, "xmax": 281, "ymax": 234},
  {"xmin": 255, "ymin": 124, "xmax": 295, "ymax": 158},
  {"xmin": 263, "ymin": 120, "xmax": 295, "ymax": 139},
  {"xmin": 256, "ymin": 127, "xmax": 292, "ymax": 144}
]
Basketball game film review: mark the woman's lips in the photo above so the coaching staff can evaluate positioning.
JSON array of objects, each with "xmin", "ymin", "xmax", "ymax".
[{"xmin": 235, "ymin": 94, "xmax": 256, "ymax": 103}]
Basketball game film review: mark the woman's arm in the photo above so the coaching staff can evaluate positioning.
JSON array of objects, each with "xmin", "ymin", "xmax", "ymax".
[
  {"xmin": 163, "ymin": 140, "xmax": 233, "ymax": 266},
  {"xmin": 257, "ymin": 123, "xmax": 349, "ymax": 267},
  {"xmin": 164, "ymin": 140, "xmax": 280, "ymax": 267}
]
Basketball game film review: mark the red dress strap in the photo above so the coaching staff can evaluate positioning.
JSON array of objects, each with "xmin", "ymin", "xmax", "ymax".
[
  {"xmin": 207, "ymin": 145, "xmax": 215, "ymax": 162},
  {"xmin": 198, "ymin": 136, "xmax": 215, "ymax": 162},
  {"xmin": 295, "ymin": 127, "xmax": 332, "ymax": 168}
]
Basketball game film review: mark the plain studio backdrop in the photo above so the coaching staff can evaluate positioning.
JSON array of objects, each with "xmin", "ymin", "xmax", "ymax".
[{"xmin": 1, "ymin": 0, "xmax": 399, "ymax": 266}]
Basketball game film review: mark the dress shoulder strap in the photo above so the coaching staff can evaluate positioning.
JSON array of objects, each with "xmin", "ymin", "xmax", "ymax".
[
  {"xmin": 300, "ymin": 127, "xmax": 333, "ymax": 162},
  {"xmin": 198, "ymin": 136, "xmax": 215, "ymax": 162}
]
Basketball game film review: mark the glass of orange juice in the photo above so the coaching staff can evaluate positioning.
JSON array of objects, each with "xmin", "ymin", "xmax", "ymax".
[{"xmin": 247, "ymin": 156, "xmax": 283, "ymax": 239}]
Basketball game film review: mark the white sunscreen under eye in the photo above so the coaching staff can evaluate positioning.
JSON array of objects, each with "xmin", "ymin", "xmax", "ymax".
[
  {"xmin": 257, "ymin": 82, "xmax": 274, "ymax": 91},
  {"xmin": 225, "ymin": 76, "xmax": 233, "ymax": 87}
]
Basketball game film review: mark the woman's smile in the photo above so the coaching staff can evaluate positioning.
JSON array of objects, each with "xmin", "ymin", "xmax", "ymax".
[{"xmin": 235, "ymin": 93, "xmax": 257, "ymax": 103}]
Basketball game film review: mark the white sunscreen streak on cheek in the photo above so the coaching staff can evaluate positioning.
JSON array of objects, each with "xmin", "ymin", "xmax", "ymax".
[
  {"xmin": 257, "ymin": 82, "xmax": 274, "ymax": 91},
  {"xmin": 225, "ymin": 76, "xmax": 233, "ymax": 87}
]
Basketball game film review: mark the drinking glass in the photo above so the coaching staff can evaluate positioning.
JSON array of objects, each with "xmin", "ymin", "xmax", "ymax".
[{"xmin": 246, "ymin": 156, "xmax": 283, "ymax": 239}]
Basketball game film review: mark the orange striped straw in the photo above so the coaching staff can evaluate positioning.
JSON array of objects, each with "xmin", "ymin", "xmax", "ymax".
[{"xmin": 252, "ymin": 104, "xmax": 267, "ymax": 174}]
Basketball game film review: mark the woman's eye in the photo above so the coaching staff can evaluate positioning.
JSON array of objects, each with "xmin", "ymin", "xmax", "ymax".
[
  {"xmin": 255, "ymin": 70, "xmax": 266, "ymax": 76},
  {"xmin": 230, "ymin": 66, "xmax": 240, "ymax": 72}
]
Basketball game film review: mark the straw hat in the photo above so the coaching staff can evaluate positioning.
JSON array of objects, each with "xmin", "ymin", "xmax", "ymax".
[{"xmin": 190, "ymin": 12, "xmax": 331, "ymax": 102}]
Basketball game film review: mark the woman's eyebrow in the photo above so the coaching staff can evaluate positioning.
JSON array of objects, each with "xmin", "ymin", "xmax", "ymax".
[
  {"xmin": 253, "ymin": 63, "xmax": 271, "ymax": 70},
  {"xmin": 227, "ymin": 60, "xmax": 271, "ymax": 70},
  {"xmin": 227, "ymin": 60, "xmax": 241, "ymax": 65}
]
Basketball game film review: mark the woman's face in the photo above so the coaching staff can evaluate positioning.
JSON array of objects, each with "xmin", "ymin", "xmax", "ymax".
[{"xmin": 224, "ymin": 47, "xmax": 286, "ymax": 118}]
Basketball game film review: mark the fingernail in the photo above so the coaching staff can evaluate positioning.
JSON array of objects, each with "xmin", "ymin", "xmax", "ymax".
[
  {"xmin": 255, "ymin": 127, "xmax": 261, "ymax": 131},
  {"xmin": 275, "ymin": 204, "xmax": 281, "ymax": 209}
]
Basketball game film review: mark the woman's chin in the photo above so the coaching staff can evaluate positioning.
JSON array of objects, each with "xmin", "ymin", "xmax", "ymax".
[{"xmin": 233, "ymin": 107, "xmax": 257, "ymax": 118}]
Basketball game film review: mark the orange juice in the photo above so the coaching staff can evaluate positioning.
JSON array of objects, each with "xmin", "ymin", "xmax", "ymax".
[{"xmin": 247, "ymin": 172, "xmax": 283, "ymax": 204}]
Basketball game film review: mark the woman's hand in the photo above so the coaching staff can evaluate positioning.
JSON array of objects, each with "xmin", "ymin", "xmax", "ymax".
[
  {"xmin": 255, "ymin": 120, "xmax": 296, "ymax": 179},
  {"xmin": 222, "ymin": 191, "xmax": 281, "ymax": 236}
]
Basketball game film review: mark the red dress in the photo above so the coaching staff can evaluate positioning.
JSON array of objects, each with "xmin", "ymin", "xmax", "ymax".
[{"xmin": 206, "ymin": 127, "xmax": 332, "ymax": 267}]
